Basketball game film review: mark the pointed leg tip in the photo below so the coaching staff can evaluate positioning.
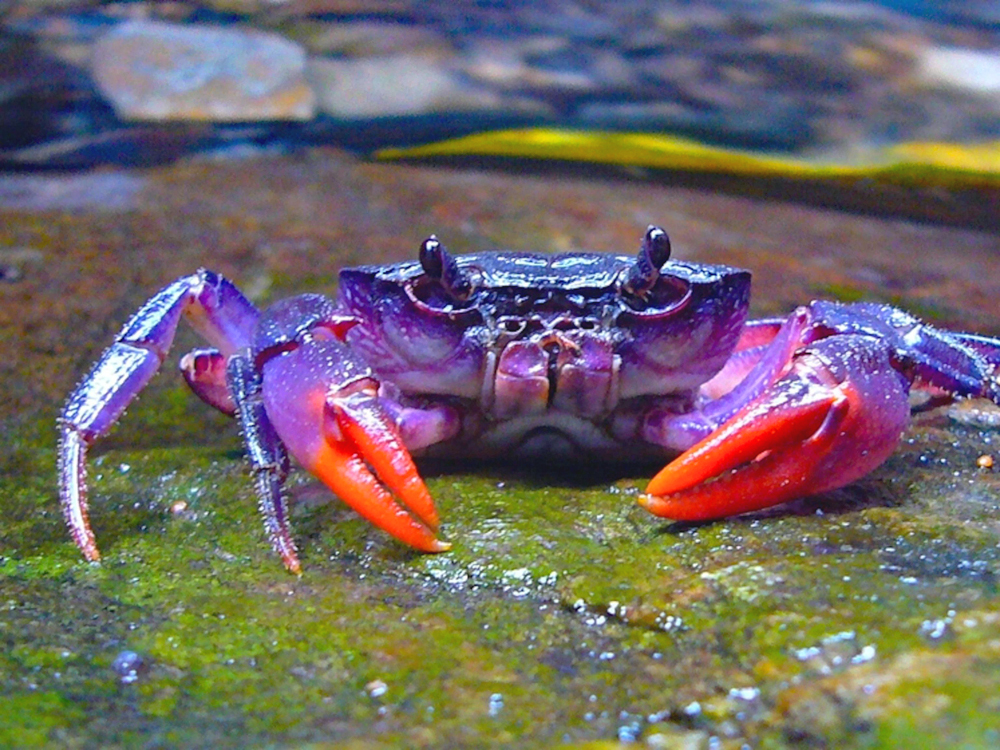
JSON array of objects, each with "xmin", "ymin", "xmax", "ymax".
[
  {"xmin": 79, "ymin": 540, "xmax": 102, "ymax": 563},
  {"xmin": 430, "ymin": 539, "xmax": 452, "ymax": 553},
  {"xmin": 282, "ymin": 555, "xmax": 303, "ymax": 576}
]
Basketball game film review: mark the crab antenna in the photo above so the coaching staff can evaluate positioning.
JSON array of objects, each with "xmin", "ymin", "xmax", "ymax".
[
  {"xmin": 418, "ymin": 235, "xmax": 471, "ymax": 299},
  {"xmin": 624, "ymin": 225, "xmax": 672, "ymax": 297}
]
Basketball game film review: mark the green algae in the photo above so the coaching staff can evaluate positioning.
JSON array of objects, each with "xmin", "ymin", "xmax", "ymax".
[{"xmin": 5, "ymin": 408, "xmax": 1000, "ymax": 747}]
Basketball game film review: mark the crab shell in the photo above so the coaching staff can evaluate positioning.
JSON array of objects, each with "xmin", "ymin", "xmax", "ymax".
[{"xmin": 335, "ymin": 253, "xmax": 750, "ymax": 459}]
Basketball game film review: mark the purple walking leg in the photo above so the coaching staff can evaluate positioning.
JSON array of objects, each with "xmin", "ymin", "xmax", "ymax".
[
  {"xmin": 58, "ymin": 270, "xmax": 258, "ymax": 561},
  {"xmin": 226, "ymin": 352, "xmax": 300, "ymax": 573}
]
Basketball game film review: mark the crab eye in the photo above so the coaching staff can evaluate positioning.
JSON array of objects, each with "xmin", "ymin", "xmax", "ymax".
[
  {"xmin": 622, "ymin": 225, "xmax": 671, "ymax": 297},
  {"xmin": 408, "ymin": 236, "xmax": 479, "ymax": 317},
  {"xmin": 418, "ymin": 236, "xmax": 472, "ymax": 300},
  {"xmin": 619, "ymin": 226, "xmax": 691, "ymax": 314}
]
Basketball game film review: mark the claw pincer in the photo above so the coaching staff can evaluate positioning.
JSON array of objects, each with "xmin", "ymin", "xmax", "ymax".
[
  {"xmin": 642, "ymin": 334, "xmax": 911, "ymax": 520},
  {"xmin": 256, "ymin": 331, "xmax": 446, "ymax": 553}
]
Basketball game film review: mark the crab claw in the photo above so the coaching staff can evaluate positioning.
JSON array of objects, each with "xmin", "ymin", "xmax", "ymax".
[
  {"xmin": 260, "ymin": 338, "xmax": 449, "ymax": 553},
  {"xmin": 316, "ymin": 389, "xmax": 448, "ymax": 552},
  {"xmin": 641, "ymin": 335, "xmax": 912, "ymax": 521}
]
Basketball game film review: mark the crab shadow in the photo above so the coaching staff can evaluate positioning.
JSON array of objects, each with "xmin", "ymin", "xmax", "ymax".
[{"xmin": 289, "ymin": 456, "xmax": 909, "ymax": 550}]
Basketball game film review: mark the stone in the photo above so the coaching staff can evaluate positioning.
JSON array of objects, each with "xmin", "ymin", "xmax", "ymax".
[
  {"xmin": 462, "ymin": 37, "xmax": 596, "ymax": 93},
  {"xmin": 284, "ymin": 20, "xmax": 452, "ymax": 58},
  {"xmin": 306, "ymin": 54, "xmax": 505, "ymax": 119},
  {"xmin": 91, "ymin": 20, "xmax": 315, "ymax": 122}
]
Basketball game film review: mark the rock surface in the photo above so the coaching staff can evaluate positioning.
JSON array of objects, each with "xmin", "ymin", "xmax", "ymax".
[
  {"xmin": 307, "ymin": 55, "xmax": 505, "ymax": 119},
  {"xmin": 1, "ymin": 149, "xmax": 1000, "ymax": 746}
]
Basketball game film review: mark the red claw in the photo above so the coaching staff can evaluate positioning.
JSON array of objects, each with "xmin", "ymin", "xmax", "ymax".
[
  {"xmin": 310, "ymin": 390, "xmax": 449, "ymax": 553},
  {"xmin": 641, "ymin": 337, "xmax": 912, "ymax": 522},
  {"xmin": 641, "ymin": 388, "xmax": 849, "ymax": 520}
]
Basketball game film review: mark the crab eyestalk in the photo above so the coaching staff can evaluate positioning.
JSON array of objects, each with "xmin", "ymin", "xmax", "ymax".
[
  {"xmin": 419, "ymin": 236, "xmax": 472, "ymax": 300},
  {"xmin": 622, "ymin": 225, "xmax": 672, "ymax": 299}
]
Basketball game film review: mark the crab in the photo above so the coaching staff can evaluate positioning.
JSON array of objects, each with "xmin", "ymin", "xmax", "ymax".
[{"xmin": 58, "ymin": 226, "xmax": 1000, "ymax": 573}]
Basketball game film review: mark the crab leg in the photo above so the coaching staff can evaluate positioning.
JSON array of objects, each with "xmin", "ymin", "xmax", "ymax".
[
  {"xmin": 58, "ymin": 270, "xmax": 259, "ymax": 561},
  {"xmin": 227, "ymin": 353, "xmax": 299, "ymax": 573},
  {"xmin": 700, "ymin": 318, "xmax": 786, "ymax": 399},
  {"xmin": 181, "ymin": 348, "xmax": 236, "ymax": 415},
  {"xmin": 641, "ymin": 335, "xmax": 911, "ymax": 521}
]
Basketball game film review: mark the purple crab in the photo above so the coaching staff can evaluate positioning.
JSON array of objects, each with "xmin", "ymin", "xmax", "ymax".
[{"xmin": 58, "ymin": 226, "xmax": 1000, "ymax": 573}]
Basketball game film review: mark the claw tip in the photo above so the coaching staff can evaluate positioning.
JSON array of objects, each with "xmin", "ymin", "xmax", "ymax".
[{"xmin": 636, "ymin": 493, "xmax": 661, "ymax": 515}]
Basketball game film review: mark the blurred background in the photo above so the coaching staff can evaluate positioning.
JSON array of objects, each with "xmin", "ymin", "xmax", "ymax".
[{"xmin": 1, "ymin": 0, "xmax": 997, "ymax": 172}]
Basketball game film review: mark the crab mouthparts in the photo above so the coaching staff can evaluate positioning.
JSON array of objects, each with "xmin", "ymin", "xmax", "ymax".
[
  {"xmin": 491, "ymin": 333, "xmax": 586, "ymax": 419},
  {"xmin": 542, "ymin": 333, "xmax": 581, "ymax": 406}
]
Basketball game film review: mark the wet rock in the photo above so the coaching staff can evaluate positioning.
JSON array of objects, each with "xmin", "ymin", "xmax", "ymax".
[
  {"xmin": 307, "ymin": 54, "xmax": 508, "ymax": 119},
  {"xmin": 0, "ymin": 35, "xmax": 97, "ymax": 151},
  {"xmin": 574, "ymin": 100, "xmax": 813, "ymax": 151},
  {"xmin": 2, "ymin": 149, "xmax": 1000, "ymax": 747},
  {"xmin": 2, "ymin": 1, "xmax": 999, "ymax": 169},
  {"xmin": 462, "ymin": 37, "xmax": 601, "ymax": 94},
  {"xmin": 0, "ymin": 125, "xmax": 214, "ymax": 169},
  {"xmin": 517, "ymin": 3, "xmax": 617, "ymax": 41},
  {"xmin": 0, "ymin": 247, "xmax": 44, "ymax": 283},
  {"xmin": 111, "ymin": 649, "xmax": 147, "ymax": 684},
  {"xmin": 526, "ymin": 45, "xmax": 634, "ymax": 93},
  {"xmin": 461, "ymin": 38, "xmax": 540, "ymax": 90},
  {"xmin": 206, "ymin": 0, "xmax": 412, "ymax": 16},
  {"xmin": 91, "ymin": 20, "xmax": 315, "ymax": 121}
]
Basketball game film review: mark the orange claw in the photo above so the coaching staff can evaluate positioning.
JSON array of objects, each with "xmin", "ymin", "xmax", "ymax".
[
  {"xmin": 332, "ymin": 394, "xmax": 440, "ymax": 531},
  {"xmin": 641, "ymin": 383, "xmax": 851, "ymax": 521},
  {"xmin": 308, "ymin": 391, "xmax": 449, "ymax": 552}
]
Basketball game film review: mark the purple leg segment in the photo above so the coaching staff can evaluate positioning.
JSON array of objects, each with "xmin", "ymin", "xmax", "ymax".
[
  {"xmin": 226, "ymin": 352, "xmax": 300, "ymax": 573},
  {"xmin": 58, "ymin": 270, "xmax": 259, "ymax": 561},
  {"xmin": 807, "ymin": 301, "xmax": 1000, "ymax": 401},
  {"xmin": 379, "ymin": 398, "xmax": 461, "ymax": 452}
]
